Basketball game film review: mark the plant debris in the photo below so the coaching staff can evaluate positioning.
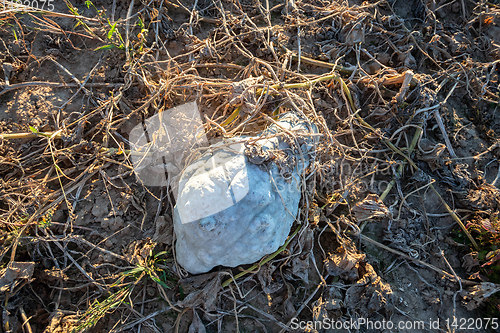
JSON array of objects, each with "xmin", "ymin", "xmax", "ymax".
[{"xmin": 1, "ymin": 0, "xmax": 500, "ymax": 331}]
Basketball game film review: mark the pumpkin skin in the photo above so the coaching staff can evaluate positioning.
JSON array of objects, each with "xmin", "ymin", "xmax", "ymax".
[{"xmin": 174, "ymin": 113, "xmax": 317, "ymax": 274}]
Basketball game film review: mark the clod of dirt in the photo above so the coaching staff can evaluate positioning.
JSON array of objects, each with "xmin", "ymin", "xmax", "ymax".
[
  {"xmin": 91, "ymin": 197, "xmax": 109, "ymax": 218},
  {"xmin": 174, "ymin": 113, "xmax": 317, "ymax": 274}
]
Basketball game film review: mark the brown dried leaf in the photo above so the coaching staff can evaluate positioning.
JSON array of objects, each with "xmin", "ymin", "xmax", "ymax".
[
  {"xmin": 291, "ymin": 256, "xmax": 309, "ymax": 284},
  {"xmin": 153, "ymin": 215, "xmax": 173, "ymax": 246},
  {"xmin": 43, "ymin": 309, "xmax": 78, "ymax": 333},
  {"xmin": 418, "ymin": 138, "xmax": 446, "ymax": 171},
  {"xmin": 462, "ymin": 282, "xmax": 500, "ymax": 310},
  {"xmin": 466, "ymin": 183, "xmax": 500, "ymax": 211},
  {"xmin": 344, "ymin": 22, "xmax": 365, "ymax": 46},
  {"xmin": 462, "ymin": 252, "xmax": 480, "ymax": 273},
  {"xmin": 257, "ymin": 263, "xmax": 283, "ymax": 294},
  {"xmin": 38, "ymin": 268, "xmax": 68, "ymax": 284},
  {"xmin": 369, "ymin": 106, "xmax": 390, "ymax": 117},
  {"xmin": 124, "ymin": 238, "xmax": 155, "ymax": 266},
  {"xmin": 180, "ymin": 272, "xmax": 219, "ymax": 290},
  {"xmin": 324, "ymin": 246, "xmax": 365, "ymax": 281},
  {"xmin": 468, "ymin": 271, "xmax": 488, "ymax": 281},
  {"xmin": 312, "ymin": 297, "xmax": 329, "ymax": 323},
  {"xmin": 344, "ymin": 263, "xmax": 392, "ymax": 316},
  {"xmin": 308, "ymin": 202, "xmax": 321, "ymax": 227},
  {"xmin": 178, "ymin": 274, "xmax": 221, "ymax": 312},
  {"xmin": 481, "ymin": 219, "xmax": 499, "ymax": 233},
  {"xmin": 0, "ymin": 261, "xmax": 34, "ymax": 292},
  {"xmin": 352, "ymin": 194, "xmax": 389, "ymax": 222},
  {"xmin": 283, "ymin": 294, "xmax": 296, "ymax": 320},
  {"xmin": 188, "ymin": 309, "xmax": 206, "ymax": 333}
]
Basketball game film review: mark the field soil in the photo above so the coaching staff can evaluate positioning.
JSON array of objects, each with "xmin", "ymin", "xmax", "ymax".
[{"xmin": 1, "ymin": 0, "xmax": 500, "ymax": 332}]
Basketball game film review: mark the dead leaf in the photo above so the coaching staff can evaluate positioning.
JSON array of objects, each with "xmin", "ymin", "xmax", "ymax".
[
  {"xmin": 312, "ymin": 297, "xmax": 329, "ymax": 323},
  {"xmin": 462, "ymin": 282, "xmax": 500, "ymax": 310},
  {"xmin": 44, "ymin": 309, "xmax": 78, "ymax": 333},
  {"xmin": 462, "ymin": 252, "xmax": 479, "ymax": 273},
  {"xmin": 329, "ymin": 299, "xmax": 343, "ymax": 312},
  {"xmin": 288, "ymin": 228, "xmax": 313, "ymax": 283},
  {"xmin": 468, "ymin": 271, "xmax": 488, "ymax": 281},
  {"xmin": 188, "ymin": 309, "xmax": 206, "ymax": 333},
  {"xmin": 368, "ymin": 106, "xmax": 390, "ymax": 117},
  {"xmin": 38, "ymin": 268, "xmax": 68, "ymax": 284},
  {"xmin": 352, "ymin": 194, "xmax": 390, "ymax": 222},
  {"xmin": 344, "ymin": 263, "xmax": 392, "ymax": 316},
  {"xmin": 480, "ymin": 219, "xmax": 499, "ymax": 234},
  {"xmin": 467, "ymin": 183, "xmax": 500, "ymax": 210},
  {"xmin": 344, "ymin": 22, "xmax": 365, "ymax": 46},
  {"xmin": 257, "ymin": 263, "xmax": 283, "ymax": 294},
  {"xmin": 180, "ymin": 272, "xmax": 219, "ymax": 290},
  {"xmin": 308, "ymin": 202, "xmax": 321, "ymax": 227},
  {"xmin": 418, "ymin": 138, "xmax": 446, "ymax": 171},
  {"xmin": 153, "ymin": 215, "xmax": 174, "ymax": 246},
  {"xmin": 283, "ymin": 293, "xmax": 296, "ymax": 320},
  {"xmin": 324, "ymin": 246, "xmax": 365, "ymax": 281},
  {"xmin": 482, "ymin": 249, "xmax": 500, "ymax": 267},
  {"xmin": 0, "ymin": 262, "xmax": 34, "ymax": 292},
  {"xmin": 178, "ymin": 274, "xmax": 221, "ymax": 312},
  {"xmin": 290, "ymin": 256, "xmax": 309, "ymax": 284},
  {"xmin": 124, "ymin": 238, "xmax": 155, "ymax": 266}
]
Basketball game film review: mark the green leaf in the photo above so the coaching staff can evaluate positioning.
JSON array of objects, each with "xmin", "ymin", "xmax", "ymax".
[
  {"xmin": 108, "ymin": 21, "xmax": 117, "ymax": 40},
  {"xmin": 137, "ymin": 17, "xmax": 144, "ymax": 29},
  {"xmin": 151, "ymin": 276, "xmax": 171, "ymax": 289},
  {"xmin": 95, "ymin": 44, "xmax": 116, "ymax": 51},
  {"xmin": 153, "ymin": 251, "xmax": 169, "ymax": 259},
  {"xmin": 122, "ymin": 266, "xmax": 145, "ymax": 276},
  {"xmin": 29, "ymin": 126, "xmax": 38, "ymax": 134}
]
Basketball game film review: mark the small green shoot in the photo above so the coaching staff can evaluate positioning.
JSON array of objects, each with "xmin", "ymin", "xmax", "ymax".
[
  {"xmin": 71, "ymin": 286, "xmax": 133, "ymax": 333},
  {"xmin": 64, "ymin": 0, "xmax": 99, "ymax": 39},
  {"xmin": 38, "ymin": 211, "xmax": 53, "ymax": 228},
  {"xmin": 95, "ymin": 18, "xmax": 125, "ymax": 51},
  {"xmin": 72, "ymin": 249, "xmax": 173, "ymax": 332}
]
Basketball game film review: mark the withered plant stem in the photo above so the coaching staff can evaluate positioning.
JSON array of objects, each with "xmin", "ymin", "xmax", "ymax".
[
  {"xmin": 0, "ymin": 131, "xmax": 60, "ymax": 140},
  {"xmin": 345, "ymin": 86, "xmax": 480, "ymax": 250}
]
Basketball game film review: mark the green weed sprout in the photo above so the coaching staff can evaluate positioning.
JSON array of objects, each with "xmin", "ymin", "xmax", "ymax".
[{"xmin": 71, "ymin": 250, "xmax": 172, "ymax": 333}]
